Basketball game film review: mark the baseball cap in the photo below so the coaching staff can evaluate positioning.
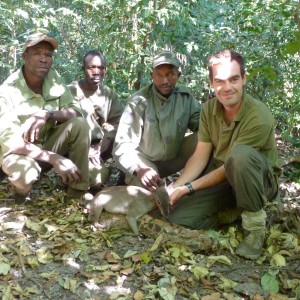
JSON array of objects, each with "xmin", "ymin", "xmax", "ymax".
[
  {"xmin": 23, "ymin": 32, "xmax": 58, "ymax": 52},
  {"xmin": 153, "ymin": 51, "xmax": 181, "ymax": 68}
]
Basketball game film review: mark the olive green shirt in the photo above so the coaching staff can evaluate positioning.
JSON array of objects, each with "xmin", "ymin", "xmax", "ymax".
[
  {"xmin": 68, "ymin": 81, "xmax": 124, "ymax": 141},
  {"xmin": 113, "ymin": 83, "xmax": 201, "ymax": 174},
  {"xmin": 0, "ymin": 67, "xmax": 82, "ymax": 163},
  {"xmin": 199, "ymin": 93, "xmax": 281, "ymax": 175}
]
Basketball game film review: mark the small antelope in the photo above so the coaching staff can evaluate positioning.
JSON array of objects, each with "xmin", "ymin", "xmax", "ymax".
[{"xmin": 89, "ymin": 183, "xmax": 170, "ymax": 235}]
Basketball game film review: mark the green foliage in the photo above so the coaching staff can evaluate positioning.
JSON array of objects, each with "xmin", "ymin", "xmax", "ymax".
[
  {"xmin": 261, "ymin": 271, "xmax": 280, "ymax": 293},
  {"xmin": 283, "ymin": 163, "xmax": 300, "ymax": 184},
  {"xmin": 0, "ymin": 0, "xmax": 299, "ymax": 138}
]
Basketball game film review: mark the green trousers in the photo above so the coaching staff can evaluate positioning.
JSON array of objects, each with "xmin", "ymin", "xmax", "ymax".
[
  {"xmin": 168, "ymin": 144, "xmax": 279, "ymax": 229},
  {"xmin": 2, "ymin": 118, "xmax": 90, "ymax": 193}
]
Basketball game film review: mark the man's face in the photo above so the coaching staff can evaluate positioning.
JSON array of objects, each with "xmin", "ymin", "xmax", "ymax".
[
  {"xmin": 210, "ymin": 60, "xmax": 246, "ymax": 109},
  {"xmin": 151, "ymin": 64, "xmax": 181, "ymax": 97},
  {"xmin": 22, "ymin": 42, "xmax": 54, "ymax": 79},
  {"xmin": 83, "ymin": 55, "xmax": 106, "ymax": 88}
]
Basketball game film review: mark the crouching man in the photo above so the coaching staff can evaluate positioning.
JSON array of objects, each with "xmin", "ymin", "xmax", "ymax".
[
  {"xmin": 0, "ymin": 32, "xmax": 90, "ymax": 203},
  {"xmin": 113, "ymin": 51, "xmax": 200, "ymax": 190},
  {"xmin": 168, "ymin": 49, "xmax": 281, "ymax": 259}
]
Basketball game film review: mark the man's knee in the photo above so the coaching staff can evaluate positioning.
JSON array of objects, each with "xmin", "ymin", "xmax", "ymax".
[
  {"xmin": 167, "ymin": 192, "xmax": 220, "ymax": 230},
  {"xmin": 2, "ymin": 154, "xmax": 40, "ymax": 190},
  {"xmin": 66, "ymin": 117, "xmax": 89, "ymax": 134},
  {"xmin": 225, "ymin": 144, "xmax": 257, "ymax": 170}
]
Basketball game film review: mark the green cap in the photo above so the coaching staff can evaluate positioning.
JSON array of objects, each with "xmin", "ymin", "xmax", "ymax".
[
  {"xmin": 153, "ymin": 51, "xmax": 181, "ymax": 68},
  {"xmin": 23, "ymin": 32, "xmax": 58, "ymax": 52}
]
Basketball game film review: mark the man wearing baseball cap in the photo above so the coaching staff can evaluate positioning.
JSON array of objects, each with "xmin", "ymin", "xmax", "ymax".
[
  {"xmin": 0, "ymin": 32, "xmax": 90, "ymax": 203},
  {"xmin": 113, "ymin": 50, "xmax": 200, "ymax": 190},
  {"xmin": 22, "ymin": 32, "xmax": 59, "ymax": 51}
]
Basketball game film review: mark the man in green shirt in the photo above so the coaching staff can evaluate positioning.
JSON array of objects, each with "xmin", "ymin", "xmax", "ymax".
[
  {"xmin": 0, "ymin": 32, "xmax": 90, "ymax": 203},
  {"xmin": 68, "ymin": 50, "xmax": 124, "ymax": 188},
  {"xmin": 168, "ymin": 49, "xmax": 281, "ymax": 260},
  {"xmin": 113, "ymin": 51, "xmax": 201, "ymax": 190}
]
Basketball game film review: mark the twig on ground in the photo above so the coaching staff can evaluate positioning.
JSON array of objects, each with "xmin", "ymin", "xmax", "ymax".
[{"xmin": 6, "ymin": 243, "xmax": 26, "ymax": 275}]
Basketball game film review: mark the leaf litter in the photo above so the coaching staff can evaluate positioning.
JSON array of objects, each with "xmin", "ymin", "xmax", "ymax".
[{"xmin": 0, "ymin": 138, "xmax": 299, "ymax": 299}]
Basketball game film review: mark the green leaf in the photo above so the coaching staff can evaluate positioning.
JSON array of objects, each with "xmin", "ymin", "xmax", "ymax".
[
  {"xmin": 157, "ymin": 276, "xmax": 177, "ymax": 300},
  {"xmin": 218, "ymin": 276, "xmax": 238, "ymax": 290},
  {"xmin": 36, "ymin": 247, "xmax": 54, "ymax": 264},
  {"xmin": 283, "ymin": 40, "xmax": 300, "ymax": 55},
  {"xmin": 271, "ymin": 253, "xmax": 286, "ymax": 267},
  {"xmin": 140, "ymin": 251, "xmax": 152, "ymax": 264},
  {"xmin": 261, "ymin": 272, "xmax": 280, "ymax": 292},
  {"xmin": 192, "ymin": 266, "xmax": 209, "ymax": 279},
  {"xmin": 58, "ymin": 277, "xmax": 79, "ymax": 293},
  {"xmin": 123, "ymin": 249, "xmax": 138, "ymax": 259},
  {"xmin": 149, "ymin": 233, "xmax": 164, "ymax": 252},
  {"xmin": 207, "ymin": 255, "xmax": 232, "ymax": 266},
  {"xmin": 169, "ymin": 246, "xmax": 181, "ymax": 258},
  {"xmin": 0, "ymin": 262, "xmax": 10, "ymax": 275}
]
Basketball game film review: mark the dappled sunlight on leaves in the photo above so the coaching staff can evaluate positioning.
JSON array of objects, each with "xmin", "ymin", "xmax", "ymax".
[{"xmin": 0, "ymin": 139, "xmax": 300, "ymax": 298}]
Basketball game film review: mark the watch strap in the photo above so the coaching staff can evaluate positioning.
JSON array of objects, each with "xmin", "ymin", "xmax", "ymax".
[{"xmin": 184, "ymin": 182, "xmax": 195, "ymax": 195}]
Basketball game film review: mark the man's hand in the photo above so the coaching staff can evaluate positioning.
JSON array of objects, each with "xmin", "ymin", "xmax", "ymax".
[
  {"xmin": 135, "ymin": 166, "xmax": 162, "ymax": 190},
  {"xmin": 167, "ymin": 183, "xmax": 189, "ymax": 206},
  {"xmin": 102, "ymin": 122, "xmax": 114, "ymax": 132},
  {"xmin": 52, "ymin": 157, "xmax": 82, "ymax": 185},
  {"xmin": 89, "ymin": 143, "xmax": 102, "ymax": 166},
  {"xmin": 22, "ymin": 110, "xmax": 49, "ymax": 142}
]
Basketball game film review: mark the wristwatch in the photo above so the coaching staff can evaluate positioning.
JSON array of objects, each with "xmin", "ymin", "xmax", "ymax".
[{"xmin": 184, "ymin": 182, "xmax": 195, "ymax": 195}]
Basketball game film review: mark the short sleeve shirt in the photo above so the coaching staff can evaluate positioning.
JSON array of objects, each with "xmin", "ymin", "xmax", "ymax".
[{"xmin": 198, "ymin": 93, "xmax": 280, "ymax": 174}]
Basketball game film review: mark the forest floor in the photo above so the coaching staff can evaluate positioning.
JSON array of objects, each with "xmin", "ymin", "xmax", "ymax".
[{"xmin": 0, "ymin": 137, "xmax": 299, "ymax": 300}]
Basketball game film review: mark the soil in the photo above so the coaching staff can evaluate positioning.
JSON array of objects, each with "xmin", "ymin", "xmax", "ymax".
[{"xmin": 0, "ymin": 138, "xmax": 299, "ymax": 300}]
